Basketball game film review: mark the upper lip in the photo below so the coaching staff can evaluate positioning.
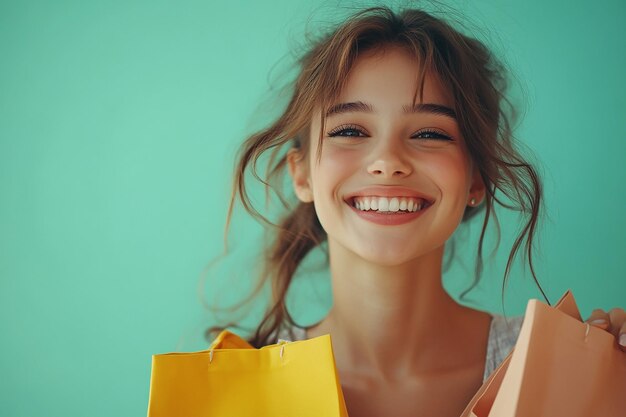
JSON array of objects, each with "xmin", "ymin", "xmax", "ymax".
[{"xmin": 344, "ymin": 186, "xmax": 435, "ymax": 204}]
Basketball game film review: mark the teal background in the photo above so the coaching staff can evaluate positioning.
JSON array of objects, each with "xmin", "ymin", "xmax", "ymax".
[{"xmin": 1, "ymin": 0, "xmax": 625, "ymax": 415}]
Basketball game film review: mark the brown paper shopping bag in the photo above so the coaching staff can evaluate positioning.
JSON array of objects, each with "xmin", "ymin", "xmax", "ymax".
[
  {"xmin": 461, "ymin": 290, "xmax": 626, "ymax": 417},
  {"xmin": 146, "ymin": 329, "xmax": 349, "ymax": 417}
]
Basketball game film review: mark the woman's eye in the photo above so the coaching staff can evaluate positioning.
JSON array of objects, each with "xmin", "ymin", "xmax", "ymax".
[
  {"xmin": 412, "ymin": 129, "xmax": 452, "ymax": 141},
  {"xmin": 327, "ymin": 125, "xmax": 367, "ymax": 138},
  {"xmin": 326, "ymin": 126, "xmax": 452, "ymax": 141}
]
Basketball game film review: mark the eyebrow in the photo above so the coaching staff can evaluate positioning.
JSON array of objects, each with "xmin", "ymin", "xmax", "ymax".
[{"xmin": 325, "ymin": 101, "xmax": 457, "ymax": 120}]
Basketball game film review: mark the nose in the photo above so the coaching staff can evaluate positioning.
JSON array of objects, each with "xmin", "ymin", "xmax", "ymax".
[{"xmin": 366, "ymin": 141, "xmax": 412, "ymax": 178}]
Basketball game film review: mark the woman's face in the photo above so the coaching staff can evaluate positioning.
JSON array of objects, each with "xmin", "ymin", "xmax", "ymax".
[{"xmin": 288, "ymin": 46, "xmax": 485, "ymax": 266}]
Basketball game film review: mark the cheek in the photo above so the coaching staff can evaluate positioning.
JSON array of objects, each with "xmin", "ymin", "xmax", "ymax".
[
  {"xmin": 435, "ymin": 154, "xmax": 473, "ymax": 204},
  {"xmin": 414, "ymin": 150, "xmax": 473, "ymax": 201},
  {"xmin": 310, "ymin": 145, "xmax": 358, "ymax": 192},
  {"xmin": 440, "ymin": 154, "xmax": 470, "ymax": 183}
]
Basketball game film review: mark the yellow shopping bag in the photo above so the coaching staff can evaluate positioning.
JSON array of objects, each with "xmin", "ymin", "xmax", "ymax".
[{"xmin": 147, "ymin": 329, "xmax": 349, "ymax": 417}]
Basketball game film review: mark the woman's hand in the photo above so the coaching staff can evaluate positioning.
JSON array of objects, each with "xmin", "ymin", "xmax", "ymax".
[{"xmin": 585, "ymin": 307, "xmax": 626, "ymax": 351}]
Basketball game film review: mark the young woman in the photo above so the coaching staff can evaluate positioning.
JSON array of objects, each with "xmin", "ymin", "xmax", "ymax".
[{"xmin": 208, "ymin": 6, "xmax": 626, "ymax": 417}]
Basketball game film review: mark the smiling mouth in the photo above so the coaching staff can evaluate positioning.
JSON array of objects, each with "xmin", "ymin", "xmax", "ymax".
[{"xmin": 347, "ymin": 196, "xmax": 433, "ymax": 213}]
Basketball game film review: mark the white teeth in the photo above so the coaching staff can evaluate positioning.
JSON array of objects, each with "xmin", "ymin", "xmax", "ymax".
[
  {"xmin": 351, "ymin": 196, "xmax": 428, "ymax": 213},
  {"xmin": 378, "ymin": 198, "xmax": 389, "ymax": 211},
  {"xmin": 388, "ymin": 197, "xmax": 399, "ymax": 212}
]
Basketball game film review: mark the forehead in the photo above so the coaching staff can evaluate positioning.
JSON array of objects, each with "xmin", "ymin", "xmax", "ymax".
[{"xmin": 336, "ymin": 46, "xmax": 454, "ymax": 108}]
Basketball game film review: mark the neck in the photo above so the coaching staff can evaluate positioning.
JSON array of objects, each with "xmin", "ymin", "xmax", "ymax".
[{"xmin": 306, "ymin": 238, "xmax": 492, "ymax": 382}]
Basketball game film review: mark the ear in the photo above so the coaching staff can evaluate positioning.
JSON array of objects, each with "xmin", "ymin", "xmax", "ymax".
[
  {"xmin": 468, "ymin": 165, "xmax": 486, "ymax": 205},
  {"xmin": 287, "ymin": 148, "xmax": 313, "ymax": 203}
]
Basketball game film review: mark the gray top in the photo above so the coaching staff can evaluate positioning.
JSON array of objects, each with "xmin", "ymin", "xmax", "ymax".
[{"xmin": 276, "ymin": 314, "xmax": 524, "ymax": 382}]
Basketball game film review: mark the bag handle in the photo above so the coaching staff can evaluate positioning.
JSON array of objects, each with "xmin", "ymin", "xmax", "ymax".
[
  {"xmin": 208, "ymin": 329, "xmax": 254, "ymax": 350},
  {"xmin": 207, "ymin": 330, "xmax": 291, "ymax": 364}
]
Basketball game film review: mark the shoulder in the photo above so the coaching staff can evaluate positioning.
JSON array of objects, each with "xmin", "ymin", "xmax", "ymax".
[{"xmin": 483, "ymin": 314, "xmax": 524, "ymax": 381}]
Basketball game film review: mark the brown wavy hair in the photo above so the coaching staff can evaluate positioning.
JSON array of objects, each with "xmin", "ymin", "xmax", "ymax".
[{"xmin": 203, "ymin": 5, "xmax": 548, "ymax": 348}]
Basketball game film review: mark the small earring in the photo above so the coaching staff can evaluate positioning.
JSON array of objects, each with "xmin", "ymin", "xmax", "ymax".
[{"xmin": 469, "ymin": 197, "xmax": 476, "ymax": 206}]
